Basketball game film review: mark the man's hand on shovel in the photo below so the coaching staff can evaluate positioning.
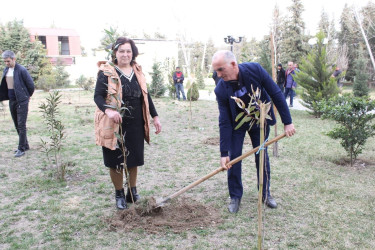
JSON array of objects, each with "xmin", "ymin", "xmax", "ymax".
[{"xmin": 221, "ymin": 156, "xmax": 232, "ymax": 170}]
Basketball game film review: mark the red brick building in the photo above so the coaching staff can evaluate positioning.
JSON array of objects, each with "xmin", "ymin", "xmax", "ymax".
[{"xmin": 28, "ymin": 28, "xmax": 81, "ymax": 65}]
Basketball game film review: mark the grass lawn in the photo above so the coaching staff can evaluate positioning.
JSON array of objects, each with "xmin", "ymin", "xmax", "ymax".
[{"xmin": 0, "ymin": 90, "xmax": 374, "ymax": 249}]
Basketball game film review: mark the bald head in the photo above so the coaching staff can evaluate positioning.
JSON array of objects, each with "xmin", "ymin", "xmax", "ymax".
[{"xmin": 211, "ymin": 50, "xmax": 239, "ymax": 81}]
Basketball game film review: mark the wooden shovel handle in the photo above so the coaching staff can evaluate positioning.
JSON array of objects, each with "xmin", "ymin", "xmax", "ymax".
[{"xmin": 160, "ymin": 133, "xmax": 286, "ymax": 204}]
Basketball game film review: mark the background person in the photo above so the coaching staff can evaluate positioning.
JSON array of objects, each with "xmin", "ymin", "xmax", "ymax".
[
  {"xmin": 212, "ymin": 50, "xmax": 296, "ymax": 213},
  {"xmin": 94, "ymin": 37, "xmax": 162, "ymax": 210},
  {"xmin": 0, "ymin": 50, "xmax": 34, "ymax": 157},
  {"xmin": 331, "ymin": 66, "xmax": 343, "ymax": 87},
  {"xmin": 284, "ymin": 61, "xmax": 297, "ymax": 107},
  {"xmin": 172, "ymin": 67, "xmax": 186, "ymax": 101},
  {"xmin": 276, "ymin": 63, "xmax": 286, "ymax": 93}
]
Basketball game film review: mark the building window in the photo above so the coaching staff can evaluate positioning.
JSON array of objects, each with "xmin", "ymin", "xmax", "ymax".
[
  {"xmin": 36, "ymin": 36, "xmax": 47, "ymax": 48},
  {"xmin": 58, "ymin": 36, "xmax": 70, "ymax": 55}
]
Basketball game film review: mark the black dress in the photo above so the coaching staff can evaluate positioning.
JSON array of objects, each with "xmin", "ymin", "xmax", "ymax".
[{"xmin": 94, "ymin": 68, "xmax": 158, "ymax": 169}]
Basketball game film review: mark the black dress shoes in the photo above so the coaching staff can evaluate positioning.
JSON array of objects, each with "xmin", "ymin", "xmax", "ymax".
[
  {"xmin": 14, "ymin": 150, "xmax": 25, "ymax": 157},
  {"xmin": 126, "ymin": 187, "xmax": 141, "ymax": 203},
  {"xmin": 228, "ymin": 198, "xmax": 241, "ymax": 213},
  {"xmin": 263, "ymin": 195, "xmax": 278, "ymax": 209},
  {"xmin": 115, "ymin": 188, "xmax": 127, "ymax": 210}
]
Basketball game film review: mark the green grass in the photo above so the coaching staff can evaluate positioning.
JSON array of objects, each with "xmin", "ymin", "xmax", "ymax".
[{"xmin": 0, "ymin": 90, "xmax": 374, "ymax": 249}]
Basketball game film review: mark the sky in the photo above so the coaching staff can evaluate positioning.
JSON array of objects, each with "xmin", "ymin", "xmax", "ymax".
[{"xmin": 0, "ymin": 0, "xmax": 372, "ymax": 51}]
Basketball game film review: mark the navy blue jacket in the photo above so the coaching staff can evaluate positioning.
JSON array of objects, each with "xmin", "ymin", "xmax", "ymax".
[
  {"xmin": 214, "ymin": 62, "xmax": 292, "ymax": 155},
  {"xmin": 0, "ymin": 63, "xmax": 35, "ymax": 103}
]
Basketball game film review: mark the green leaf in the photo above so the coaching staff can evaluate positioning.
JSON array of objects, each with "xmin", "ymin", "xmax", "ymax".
[
  {"xmin": 235, "ymin": 112, "xmax": 245, "ymax": 122},
  {"xmin": 234, "ymin": 116, "xmax": 252, "ymax": 130}
]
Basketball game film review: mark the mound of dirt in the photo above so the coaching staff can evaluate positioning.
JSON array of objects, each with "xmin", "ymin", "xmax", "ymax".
[{"xmin": 107, "ymin": 198, "xmax": 222, "ymax": 233}]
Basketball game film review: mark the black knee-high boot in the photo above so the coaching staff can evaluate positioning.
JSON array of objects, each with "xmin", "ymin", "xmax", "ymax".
[{"xmin": 115, "ymin": 188, "xmax": 127, "ymax": 209}]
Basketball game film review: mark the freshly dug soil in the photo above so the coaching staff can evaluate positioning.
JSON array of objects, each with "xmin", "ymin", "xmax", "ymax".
[{"xmin": 107, "ymin": 198, "xmax": 222, "ymax": 233}]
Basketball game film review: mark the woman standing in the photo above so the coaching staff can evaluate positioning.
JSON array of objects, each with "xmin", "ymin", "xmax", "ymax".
[{"xmin": 94, "ymin": 37, "xmax": 161, "ymax": 209}]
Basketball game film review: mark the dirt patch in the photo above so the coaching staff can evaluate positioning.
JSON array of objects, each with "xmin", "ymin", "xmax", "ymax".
[
  {"xmin": 333, "ymin": 158, "xmax": 374, "ymax": 169},
  {"xmin": 106, "ymin": 198, "xmax": 222, "ymax": 234},
  {"xmin": 203, "ymin": 137, "xmax": 220, "ymax": 145}
]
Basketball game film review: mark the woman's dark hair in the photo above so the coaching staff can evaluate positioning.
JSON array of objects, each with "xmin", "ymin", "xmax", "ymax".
[{"xmin": 111, "ymin": 37, "xmax": 139, "ymax": 65}]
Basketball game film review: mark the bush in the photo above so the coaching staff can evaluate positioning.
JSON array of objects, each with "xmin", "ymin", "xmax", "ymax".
[
  {"xmin": 36, "ymin": 74, "xmax": 57, "ymax": 92},
  {"xmin": 76, "ymin": 75, "xmax": 94, "ymax": 91},
  {"xmin": 187, "ymin": 82, "xmax": 199, "ymax": 101},
  {"xmin": 319, "ymin": 94, "xmax": 375, "ymax": 166},
  {"xmin": 54, "ymin": 58, "xmax": 70, "ymax": 88}
]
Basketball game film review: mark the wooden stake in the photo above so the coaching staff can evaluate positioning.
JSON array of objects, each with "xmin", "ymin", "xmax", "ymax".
[
  {"xmin": 258, "ymin": 103, "xmax": 266, "ymax": 250},
  {"xmin": 270, "ymin": 31, "xmax": 279, "ymax": 157}
]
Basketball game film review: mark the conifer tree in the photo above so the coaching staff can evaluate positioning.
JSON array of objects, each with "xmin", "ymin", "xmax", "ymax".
[
  {"xmin": 196, "ymin": 66, "xmax": 205, "ymax": 89},
  {"xmin": 353, "ymin": 48, "xmax": 370, "ymax": 97},
  {"xmin": 293, "ymin": 31, "xmax": 339, "ymax": 117},
  {"xmin": 338, "ymin": 4, "xmax": 361, "ymax": 81},
  {"xmin": 149, "ymin": 62, "xmax": 166, "ymax": 97},
  {"xmin": 280, "ymin": 0, "xmax": 308, "ymax": 64}
]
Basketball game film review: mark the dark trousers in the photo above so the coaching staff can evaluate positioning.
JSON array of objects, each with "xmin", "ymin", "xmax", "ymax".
[
  {"xmin": 9, "ymin": 99, "xmax": 29, "ymax": 151},
  {"xmin": 284, "ymin": 88, "xmax": 294, "ymax": 106},
  {"xmin": 228, "ymin": 125, "xmax": 271, "ymax": 199}
]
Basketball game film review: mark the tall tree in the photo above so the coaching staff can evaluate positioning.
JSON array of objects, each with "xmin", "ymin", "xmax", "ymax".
[
  {"xmin": 293, "ymin": 32, "xmax": 339, "ymax": 117},
  {"xmin": 280, "ymin": 0, "xmax": 308, "ymax": 64},
  {"xmin": 270, "ymin": 4, "xmax": 284, "ymax": 66},
  {"xmin": 353, "ymin": 47, "xmax": 370, "ymax": 97},
  {"xmin": 0, "ymin": 20, "xmax": 48, "ymax": 82},
  {"xmin": 338, "ymin": 4, "xmax": 361, "ymax": 81}
]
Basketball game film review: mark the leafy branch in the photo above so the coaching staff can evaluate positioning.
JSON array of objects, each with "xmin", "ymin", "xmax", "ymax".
[{"xmin": 232, "ymin": 86, "xmax": 272, "ymax": 130}]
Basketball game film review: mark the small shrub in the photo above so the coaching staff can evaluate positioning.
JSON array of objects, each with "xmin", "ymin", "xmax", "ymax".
[
  {"xmin": 39, "ymin": 91, "xmax": 67, "ymax": 180},
  {"xmin": 76, "ymin": 75, "xmax": 94, "ymax": 91},
  {"xmin": 37, "ymin": 74, "xmax": 57, "ymax": 92},
  {"xmin": 319, "ymin": 94, "xmax": 375, "ymax": 166},
  {"xmin": 187, "ymin": 82, "xmax": 199, "ymax": 101}
]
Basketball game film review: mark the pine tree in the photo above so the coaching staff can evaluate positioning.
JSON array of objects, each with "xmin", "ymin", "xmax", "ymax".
[
  {"xmin": 0, "ymin": 20, "xmax": 49, "ymax": 82},
  {"xmin": 196, "ymin": 66, "xmax": 205, "ymax": 89},
  {"xmin": 353, "ymin": 48, "xmax": 370, "ymax": 97},
  {"xmin": 338, "ymin": 4, "xmax": 361, "ymax": 81},
  {"xmin": 280, "ymin": 0, "xmax": 309, "ymax": 64},
  {"xmin": 149, "ymin": 62, "xmax": 166, "ymax": 97},
  {"xmin": 293, "ymin": 31, "xmax": 339, "ymax": 117},
  {"xmin": 257, "ymin": 37, "xmax": 272, "ymax": 75}
]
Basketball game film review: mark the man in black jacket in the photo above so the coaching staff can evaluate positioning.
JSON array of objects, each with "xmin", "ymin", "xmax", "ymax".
[{"xmin": 1, "ymin": 50, "xmax": 35, "ymax": 157}]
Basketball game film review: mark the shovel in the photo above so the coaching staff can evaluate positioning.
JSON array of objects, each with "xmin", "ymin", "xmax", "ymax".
[{"xmin": 155, "ymin": 133, "xmax": 286, "ymax": 208}]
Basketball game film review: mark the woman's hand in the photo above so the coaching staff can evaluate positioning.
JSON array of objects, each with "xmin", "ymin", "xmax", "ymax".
[
  {"xmin": 105, "ymin": 109, "xmax": 122, "ymax": 124},
  {"xmin": 153, "ymin": 116, "xmax": 162, "ymax": 134}
]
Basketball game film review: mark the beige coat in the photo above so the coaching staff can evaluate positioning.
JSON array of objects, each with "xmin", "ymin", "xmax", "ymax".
[{"xmin": 94, "ymin": 61, "xmax": 151, "ymax": 150}]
